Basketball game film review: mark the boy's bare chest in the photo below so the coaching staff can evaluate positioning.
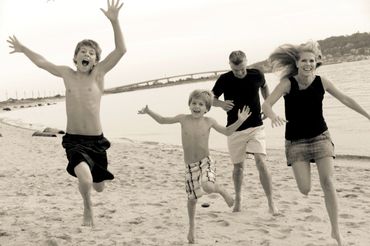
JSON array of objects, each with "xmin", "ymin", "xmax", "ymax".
[
  {"xmin": 182, "ymin": 119, "xmax": 210, "ymax": 137},
  {"xmin": 65, "ymin": 75, "xmax": 103, "ymax": 97}
]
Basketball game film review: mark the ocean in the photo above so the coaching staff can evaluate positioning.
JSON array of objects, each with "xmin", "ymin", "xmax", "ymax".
[{"xmin": 1, "ymin": 60, "xmax": 370, "ymax": 158}]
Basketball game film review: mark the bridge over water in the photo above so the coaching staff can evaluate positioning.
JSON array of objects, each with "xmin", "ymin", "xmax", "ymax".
[{"xmin": 104, "ymin": 70, "xmax": 229, "ymax": 94}]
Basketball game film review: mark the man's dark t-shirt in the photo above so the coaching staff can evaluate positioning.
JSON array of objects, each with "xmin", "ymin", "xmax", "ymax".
[{"xmin": 212, "ymin": 69, "xmax": 266, "ymax": 131}]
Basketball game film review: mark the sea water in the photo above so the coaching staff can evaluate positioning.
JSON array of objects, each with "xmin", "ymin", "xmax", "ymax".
[{"xmin": 1, "ymin": 60, "xmax": 370, "ymax": 157}]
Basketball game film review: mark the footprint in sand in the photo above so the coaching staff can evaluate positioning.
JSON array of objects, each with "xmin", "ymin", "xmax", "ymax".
[
  {"xmin": 0, "ymin": 231, "xmax": 10, "ymax": 237},
  {"xmin": 343, "ymin": 194, "xmax": 358, "ymax": 198},
  {"xmin": 352, "ymin": 186, "xmax": 363, "ymax": 192},
  {"xmin": 260, "ymin": 239, "xmax": 270, "ymax": 246},
  {"xmin": 154, "ymin": 225, "xmax": 165, "ymax": 229},
  {"xmin": 39, "ymin": 198, "xmax": 48, "ymax": 203},
  {"xmin": 272, "ymin": 233, "xmax": 289, "ymax": 240},
  {"xmin": 45, "ymin": 238, "xmax": 59, "ymax": 246},
  {"xmin": 148, "ymin": 202, "xmax": 164, "ymax": 207},
  {"xmin": 216, "ymin": 219, "xmax": 230, "ymax": 227},
  {"xmin": 298, "ymin": 207, "xmax": 313, "ymax": 213},
  {"xmin": 304, "ymin": 215, "xmax": 322, "ymax": 222},
  {"xmin": 300, "ymin": 232, "xmax": 313, "ymax": 238},
  {"xmin": 55, "ymin": 233, "xmax": 72, "ymax": 242},
  {"xmin": 345, "ymin": 221, "xmax": 361, "ymax": 228},
  {"xmin": 160, "ymin": 200, "xmax": 168, "ymax": 205},
  {"xmin": 267, "ymin": 223, "xmax": 280, "ymax": 228},
  {"xmin": 128, "ymin": 216, "xmax": 145, "ymax": 225},
  {"xmin": 258, "ymin": 228, "xmax": 270, "ymax": 234},
  {"xmin": 162, "ymin": 215, "xmax": 171, "ymax": 220},
  {"xmin": 129, "ymin": 202, "xmax": 140, "ymax": 207},
  {"xmin": 292, "ymin": 200, "xmax": 299, "ymax": 205},
  {"xmin": 16, "ymin": 191, "xmax": 27, "ymax": 196},
  {"xmin": 98, "ymin": 213, "xmax": 113, "ymax": 219},
  {"xmin": 207, "ymin": 212, "xmax": 219, "ymax": 218},
  {"xmin": 339, "ymin": 213, "xmax": 354, "ymax": 219},
  {"xmin": 278, "ymin": 228, "xmax": 293, "ymax": 234},
  {"xmin": 52, "ymin": 217, "xmax": 63, "ymax": 222}
]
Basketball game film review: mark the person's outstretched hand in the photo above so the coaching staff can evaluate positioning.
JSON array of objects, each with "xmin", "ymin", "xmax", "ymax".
[
  {"xmin": 7, "ymin": 35, "xmax": 23, "ymax": 54},
  {"xmin": 100, "ymin": 0, "xmax": 123, "ymax": 22},
  {"xmin": 271, "ymin": 115, "xmax": 287, "ymax": 128},
  {"xmin": 237, "ymin": 106, "xmax": 252, "ymax": 121},
  {"xmin": 138, "ymin": 105, "xmax": 149, "ymax": 114}
]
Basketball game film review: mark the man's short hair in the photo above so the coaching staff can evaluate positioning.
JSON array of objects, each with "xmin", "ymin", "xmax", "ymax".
[{"xmin": 229, "ymin": 50, "xmax": 246, "ymax": 65}]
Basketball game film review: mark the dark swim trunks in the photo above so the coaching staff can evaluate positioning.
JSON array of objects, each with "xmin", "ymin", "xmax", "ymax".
[{"xmin": 62, "ymin": 133, "xmax": 114, "ymax": 183}]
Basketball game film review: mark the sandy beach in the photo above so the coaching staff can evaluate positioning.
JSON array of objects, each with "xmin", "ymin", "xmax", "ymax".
[{"xmin": 0, "ymin": 121, "xmax": 369, "ymax": 246}]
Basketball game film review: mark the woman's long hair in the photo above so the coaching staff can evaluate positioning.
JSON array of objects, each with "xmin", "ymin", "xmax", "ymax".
[{"xmin": 269, "ymin": 41, "xmax": 322, "ymax": 79}]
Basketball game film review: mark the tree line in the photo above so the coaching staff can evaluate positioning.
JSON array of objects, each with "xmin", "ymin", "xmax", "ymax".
[{"xmin": 250, "ymin": 32, "xmax": 370, "ymax": 72}]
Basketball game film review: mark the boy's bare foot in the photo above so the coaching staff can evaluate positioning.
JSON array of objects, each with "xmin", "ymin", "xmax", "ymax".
[
  {"xmin": 82, "ymin": 206, "xmax": 94, "ymax": 227},
  {"xmin": 218, "ymin": 187, "xmax": 235, "ymax": 208},
  {"xmin": 187, "ymin": 228, "xmax": 195, "ymax": 244},
  {"xmin": 224, "ymin": 193, "xmax": 234, "ymax": 208},
  {"xmin": 269, "ymin": 204, "xmax": 280, "ymax": 216},
  {"xmin": 331, "ymin": 230, "xmax": 344, "ymax": 246},
  {"xmin": 232, "ymin": 197, "xmax": 241, "ymax": 212}
]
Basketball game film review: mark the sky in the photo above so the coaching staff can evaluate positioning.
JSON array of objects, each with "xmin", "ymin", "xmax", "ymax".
[{"xmin": 0, "ymin": 0, "xmax": 369, "ymax": 100}]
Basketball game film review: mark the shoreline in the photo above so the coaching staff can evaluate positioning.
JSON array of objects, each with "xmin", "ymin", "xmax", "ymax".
[
  {"xmin": 1, "ymin": 114, "xmax": 369, "ymax": 173},
  {"xmin": 0, "ymin": 96, "xmax": 64, "ymax": 113},
  {"xmin": 2, "ymin": 98, "xmax": 370, "ymax": 161},
  {"xmin": 2, "ymin": 114, "xmax": 370, "ymax": 162}
]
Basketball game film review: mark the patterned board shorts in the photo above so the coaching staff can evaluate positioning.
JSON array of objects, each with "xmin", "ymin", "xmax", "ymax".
[
  {"xmin": 285, "ymin": 130, "xmax": 335, "ymax": 166},
  {"xmin": 185, "ymin": 156, "xmax": 216, "ymax": 200}
]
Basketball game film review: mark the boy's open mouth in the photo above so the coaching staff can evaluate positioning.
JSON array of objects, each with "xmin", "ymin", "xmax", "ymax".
[{"xmin": 82, "ymin": 59, "xmax": 90, "ymax": 66}]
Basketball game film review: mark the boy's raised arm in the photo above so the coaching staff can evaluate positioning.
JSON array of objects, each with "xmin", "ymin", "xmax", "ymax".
[
  {"xmin": 138, "ymin": 105, "xmax": 182, "ymax": 124},
  {"xmin": 7, "ymin": 36, "xmax": 69, "ymax": 78},
  {"xmin": 99, "ymin": 0, "xmax": 127, "ymax": 73},
  {"xmin": 212, "ymin": 106, "xmax": 251, "ymax": 136}
]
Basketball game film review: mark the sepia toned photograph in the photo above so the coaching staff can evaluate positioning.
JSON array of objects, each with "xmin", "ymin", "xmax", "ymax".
[{"xmin": 1, "ymin": 0, "xmax": 369, "ymax": 245}]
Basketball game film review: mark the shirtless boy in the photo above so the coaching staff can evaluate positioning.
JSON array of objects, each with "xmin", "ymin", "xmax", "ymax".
[
  {"xmin": 138, "ymin": 89, "xmax": 251, "ymax": 243},
  {"xmin": 7, "ymin": 0, "xmax": 126, "ymax": 226}
]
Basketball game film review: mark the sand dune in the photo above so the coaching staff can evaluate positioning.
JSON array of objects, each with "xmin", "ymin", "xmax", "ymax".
[{"xmin": 0, "ymin": 121, "xmax": 369, "ymax": 246}]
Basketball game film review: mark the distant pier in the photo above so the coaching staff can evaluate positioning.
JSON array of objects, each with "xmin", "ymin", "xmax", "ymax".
[{"xmin": 104, "ymin": 70, "xmax": 228, "ymax": 94}]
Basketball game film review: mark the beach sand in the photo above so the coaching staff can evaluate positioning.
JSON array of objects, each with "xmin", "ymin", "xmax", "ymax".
[{"xmin": 0, "ymin": 121, "xmax": 369, "ymax": 246}]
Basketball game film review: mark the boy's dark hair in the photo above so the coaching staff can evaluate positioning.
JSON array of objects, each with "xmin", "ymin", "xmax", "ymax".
[
  {"xmin": 73, "ymin": 39, "xmax": 102, "ymax": 64},
  {"xmin": 229, "ymin": 50, "xmax": 246, "ymax": 65}
]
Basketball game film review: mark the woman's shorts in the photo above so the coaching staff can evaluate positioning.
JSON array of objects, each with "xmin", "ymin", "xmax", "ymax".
[{"xmin": 285, "ymin": 130, "xmax": 335, "ymax": 166}]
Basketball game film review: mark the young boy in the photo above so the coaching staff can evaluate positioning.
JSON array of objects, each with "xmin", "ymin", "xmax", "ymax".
[
  {"xmin": 138, "ymin": 89, "xmax": 251, "ymax": 244},
  {"xmin": 7, "ymin": 0, "xmax": 126, "ymax": 226}
]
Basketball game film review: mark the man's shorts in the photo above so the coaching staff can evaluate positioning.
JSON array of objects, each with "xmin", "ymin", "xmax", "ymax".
[
  {"xmin": 62, "ymin": 133, "xmax": 114, "ymax": 183},
  {"xmin": 185, "ymin": 156, "xmax": 216, "ymax": 200},
  {"xmin": 227, "ymin": 126, "xmax": 266, "ymax": 164},
  {"xmin": 285, "ymin": 130, "xmax": 335, "ymax": 166}
]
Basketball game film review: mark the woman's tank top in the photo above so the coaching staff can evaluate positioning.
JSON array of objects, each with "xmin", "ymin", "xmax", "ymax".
[{"xmin": 284, "ymin": 76, "xmax": 328, "ymax": 140}]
